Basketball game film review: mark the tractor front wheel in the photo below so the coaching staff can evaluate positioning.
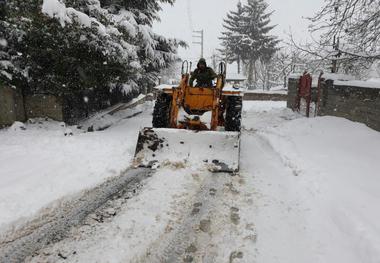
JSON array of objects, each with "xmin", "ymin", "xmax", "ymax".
[
  {"xmin": 225, "ymin": 96, "xmax": 242, "ymax": 132},
  {"xmin": 152, "ymin": 92, "xmax": 172, "ymax": 128}
]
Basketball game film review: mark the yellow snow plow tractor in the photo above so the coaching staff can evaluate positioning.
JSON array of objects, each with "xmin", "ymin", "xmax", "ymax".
[{"xmin": 134, "ymin": 61, "xmax": 243, "ymax": 172}]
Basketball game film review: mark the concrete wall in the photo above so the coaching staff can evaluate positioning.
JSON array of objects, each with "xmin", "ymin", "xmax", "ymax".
[
  {"xmin": 0, "ymin": 84, "xmax": 26, "ymax": 127},
  {"xmin": 319, "ymin": 79, "xmax": 380, "ymax": 131},
  {"xmin": 24, "ymin": 95, "xmax": 64, "ymax": 121}
]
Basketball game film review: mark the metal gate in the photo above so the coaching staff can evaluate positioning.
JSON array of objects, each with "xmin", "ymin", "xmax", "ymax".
[{"xmin": 295, "ymin": 73, "xmax": 312, "ymax": 117}]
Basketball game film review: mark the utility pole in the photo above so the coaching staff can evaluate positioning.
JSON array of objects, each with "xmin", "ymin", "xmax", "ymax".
[
  {"xmin": 211, "ymin": 52, "xmax": 218, "ymax": 70},
  {"xmin": 193, "ymin": 30, "xmax": 204, "ymax": 58}
]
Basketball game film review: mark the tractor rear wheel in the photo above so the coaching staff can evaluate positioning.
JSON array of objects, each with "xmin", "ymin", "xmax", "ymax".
[
  {"xmin": 225, "ymin": 96, "xmax": 242, "ymax": 132},
  {"xmin": 152, "ymin": 92, "xmax": 172, "ymax": 128}
]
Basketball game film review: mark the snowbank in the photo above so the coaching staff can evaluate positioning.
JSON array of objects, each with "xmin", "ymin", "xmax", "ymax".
[
  {"xmin": 248, "ymin": 110, "xmax": 380, "ymax": 262},
  {"xmin": 0, "ymin": 103, "xmax": 152, "ymax": 231}
]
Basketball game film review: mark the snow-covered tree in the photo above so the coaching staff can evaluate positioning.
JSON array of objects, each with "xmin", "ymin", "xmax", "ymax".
[
  {"xmin": 289, "ymin": 0, "xmax": 380, "ymax": 78},
  {"xmin": 219, "ymin": 1, "xmax": 245, "ymax": 74},
  {"xmin": 309, "ymin": 0, "xmax": 380, "ymax": 61},
  {"xmin": 240, "ymin": 0, "xmax": 279, "ymax": 86},
  {"xmin": 220, "ymin": 0, "xmax": 279, "ymax": 87},
  {"xmin": 0, "ymin": 0, "xmax": 184, "ymax": 98}
]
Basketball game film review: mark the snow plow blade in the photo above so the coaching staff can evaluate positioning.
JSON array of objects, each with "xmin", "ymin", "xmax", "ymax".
[{"xmin": 134, "ymin": 128, "xmax": 240, "ymax": 173}]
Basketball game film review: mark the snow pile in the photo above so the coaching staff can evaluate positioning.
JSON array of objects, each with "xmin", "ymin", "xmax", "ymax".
[
  {"xmin": 0, "ymin": 103, "xmax": 152, "ymax": 231},
  {"xmin": 260, "ymin": 117, "xmax": 380, "ymax": 262},
  {"xmin": 8, "ymin": 121, "xmax": 26, "ymax": 131},
  {"xmin": 135, "ymin": 128, "xmax": 240, "ymax": 172},
  {"xmin": 242, "ymin": 101, "xmax": 380, "ymax": 262}
]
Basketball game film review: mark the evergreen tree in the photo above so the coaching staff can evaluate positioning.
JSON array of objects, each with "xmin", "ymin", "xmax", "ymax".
[
  {"xmin": 0, "ymin": 0, "xmax": 184, "ymax": 99},
  {"xmin": 220, "ymin": 0, "xmax": 279, "ymax": 87},
  {"xmin": 219, "ymin": 1, "xmax": 244, "ymax": 74}
]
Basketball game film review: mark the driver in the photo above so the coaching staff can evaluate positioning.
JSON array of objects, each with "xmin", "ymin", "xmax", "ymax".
[{"xmin": 189, "ymin": 58, "xmax": 217, "ymax": 87}]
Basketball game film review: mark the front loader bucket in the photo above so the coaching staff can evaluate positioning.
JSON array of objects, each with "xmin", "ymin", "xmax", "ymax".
[{"xmin": 134, "ymin": 128, "xmax": 240, "ymax": 173}]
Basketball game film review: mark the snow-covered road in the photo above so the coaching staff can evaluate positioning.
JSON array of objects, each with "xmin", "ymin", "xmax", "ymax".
[
  {"xmin": 1, "ymin": 101, "xmax": 380, "ymax": 262},
  {"xmin": 0, "ymin": 102, "xmax": 153, "ymax": 231}
]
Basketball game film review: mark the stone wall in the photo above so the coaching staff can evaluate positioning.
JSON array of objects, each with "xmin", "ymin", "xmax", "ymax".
[
  {"xmin": 287, "ymin": 75, "xmax": 380, "ymax": 132},
  {"xmin": 287, "ymin": 78, "xmax": 299, "ymax": 109},
  {"xmin": 24, "ymin": 94, "xmax": 64, "ymax": 121},
  {"xmin": 1, "ymin": 85, "xmax": 145, "ymax": 128},
  {"xmin": 319, "ymin": 79, "xmax": 380, "ymax": 131},
  {"xmin": 244, "ymin": 91, "xmax": 287, "ymax": 101},
  {"xmin": 0, "ymin": 84, "xmax": 26, "ymax": 127}
]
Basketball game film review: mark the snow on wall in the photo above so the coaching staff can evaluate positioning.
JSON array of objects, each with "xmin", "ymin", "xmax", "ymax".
[
  {"xmin": 334, "ymin": 80, "xmax": 380, "ymax": 89},
  {"xmin": 287, "ymin": 75, "xmax": 380, "ymax": 131},
  {"xmin": 322, "ymin": 73, "xmax": 380, "ymax": 89},
  {"xmin": 322, "ymin": 73, "xmax": 355, "ymax": 81}
]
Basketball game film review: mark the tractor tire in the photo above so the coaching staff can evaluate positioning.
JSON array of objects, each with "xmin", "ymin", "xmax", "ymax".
[
  {"xmin": 225, "ymin": 96, "xmax": 242, "ymax": 132},
  {"xmin": 152, "ymin": 92, "xmax": 172, "ymax": 128}
]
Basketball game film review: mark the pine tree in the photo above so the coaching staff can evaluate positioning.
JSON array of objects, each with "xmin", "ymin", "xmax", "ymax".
[
  {"xmin": 219, "ymin": 1, "xmax": 244, "ymax": 74},
  {"xmin": 0, "ymin": 0, "xmax": 184, "ymax": 99},
  {"xmin": 220, "ymin": 0, "xmax": 279, "ymax": 87}
]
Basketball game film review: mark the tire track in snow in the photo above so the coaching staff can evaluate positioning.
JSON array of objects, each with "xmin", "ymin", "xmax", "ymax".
[
  {"xmin": 139, "ymin": 172, "xmax": 248, "ymax": 263},
  {"xmin": 0, "ymin": 168, "xmax": 152, "ymax": 263}
]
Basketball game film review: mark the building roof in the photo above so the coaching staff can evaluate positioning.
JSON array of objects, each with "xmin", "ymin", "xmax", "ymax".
[{"xmin": 226, "ymin": 73, "xmax": 247, "ymax": 81}]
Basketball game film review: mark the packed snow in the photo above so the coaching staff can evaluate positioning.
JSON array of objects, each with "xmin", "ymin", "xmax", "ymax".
[{"xmin": 1, "ymin": 100, "xmax": 380, "ymax": 262}]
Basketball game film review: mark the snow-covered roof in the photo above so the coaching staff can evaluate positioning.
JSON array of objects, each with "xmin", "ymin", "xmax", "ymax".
[
  {"xmin": 223, "ymin": 84, "xmax": 245, "ymax": 92},
  {"xmin": 226, "ymin": 73, "xmax": 246, "ymax": 81}
]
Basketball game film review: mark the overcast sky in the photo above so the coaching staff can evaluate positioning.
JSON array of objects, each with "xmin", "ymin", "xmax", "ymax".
[{"xmin": 153, "ymin": 0, "xmax": 324, "ymax": 64}]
